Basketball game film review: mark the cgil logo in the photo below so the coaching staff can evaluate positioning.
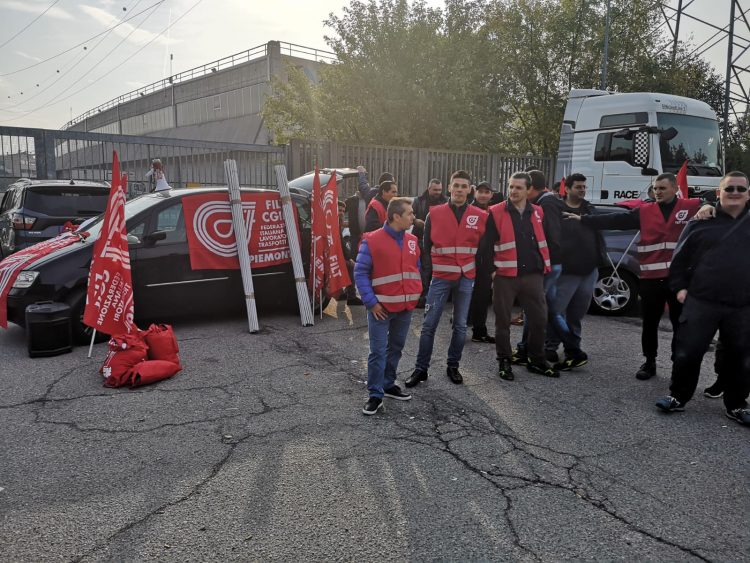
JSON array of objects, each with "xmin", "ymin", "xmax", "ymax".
[
  {"xmin": 193, "ymin": 201, "xmax": 256, "ymax": 257},
  {"xmin": 466, "ymin": 215, "xmax": 479, "ymax": 227},
  {"xmin": 408, "ymin": 239, "xmax": 417, "ymax": 254},
  {"xmin": 675, "ymin": 209, "xmax": 689, "ymax": 221}
]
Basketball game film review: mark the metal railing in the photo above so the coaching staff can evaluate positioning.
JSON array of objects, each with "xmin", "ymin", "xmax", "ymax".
[
  {"xmin": 0, "ymin": 127, "xmax": 286, "ymax": 197},
  {"xmin": 61, "ymin": 41, "xmax": 336, "ymax": 130}
]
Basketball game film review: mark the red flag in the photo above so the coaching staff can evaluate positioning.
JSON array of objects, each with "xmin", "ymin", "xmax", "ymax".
[
  {"xmin": 83, "ymin": 151, "xmax": 136, "ymax": 336},
  {"xmin": 309, "ymin": 166, "xmax": 326, "ymax": 293},
  {"xmin": 676, "ymin": 160, "xmax": 689, "ymax": 199},
  {"xmin": 559, "ymin": 177, "xmax": 566, "ymax": 197},
  {"xmin": 321, "ymin": 172, "xmax": 351, "ymax": 297}
]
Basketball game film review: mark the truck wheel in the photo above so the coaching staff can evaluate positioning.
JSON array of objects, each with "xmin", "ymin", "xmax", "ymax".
[
  {"xmin": 590, "ymin": 269, "xmax": 638, "ymax": 316},
  {"xmin": 65, "ymin": 289, "xmax": 110, "ymax": 345}
]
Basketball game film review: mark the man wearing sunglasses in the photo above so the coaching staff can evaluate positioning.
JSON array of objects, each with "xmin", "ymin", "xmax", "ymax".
[
  {"xmin": 564, "ymin": 173, "xmax": 701, "ymax": 381},
  {"xmin": 656, "ymin": 171, "xmax": 750, "ymax": 426}
]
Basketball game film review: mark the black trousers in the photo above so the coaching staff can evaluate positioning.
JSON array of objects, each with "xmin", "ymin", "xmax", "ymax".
[
  {"xmin": 670, "ymin": 297, "xmax": 750, "ymax": 411},
  {"xmin": 639, "ymin": 278, "xmax": 682, "ymax": 361},
  {"xmin": 468, "ymin": 271, "xmax": 492, "ymax": 337}
]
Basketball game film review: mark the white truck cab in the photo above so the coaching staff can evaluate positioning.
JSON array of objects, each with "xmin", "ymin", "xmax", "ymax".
[{"xmin": 555, "ymin": 89, "xmax": 723, "ymax": 203}]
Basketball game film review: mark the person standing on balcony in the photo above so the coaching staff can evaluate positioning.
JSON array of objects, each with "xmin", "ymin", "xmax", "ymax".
[{"xmin": 145, "ymin": 159, "xmax": 171, "ymax": 192}]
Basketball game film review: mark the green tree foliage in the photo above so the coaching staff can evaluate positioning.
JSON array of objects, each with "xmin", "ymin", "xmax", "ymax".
[{"xmin": 263, "ymin": 0, "xmax": 728, "ymax": 158}]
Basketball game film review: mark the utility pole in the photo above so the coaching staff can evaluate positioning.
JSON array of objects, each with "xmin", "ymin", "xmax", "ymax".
[
  {"xmin": 724, "ymin": 0, "xmax": 736, "ymax": 147},
  {"xmin": 671, "ymin": 0, "xmax": 683, "ymax": 66},
  {"xmin": 600, "ymin": 0, "xmax": 611, "ymax": 90}
]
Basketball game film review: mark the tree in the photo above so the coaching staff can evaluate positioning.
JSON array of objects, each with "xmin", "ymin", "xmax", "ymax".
[{"xmin": 263, "ymin": 0, "xmax": 728, "ymax": 158}]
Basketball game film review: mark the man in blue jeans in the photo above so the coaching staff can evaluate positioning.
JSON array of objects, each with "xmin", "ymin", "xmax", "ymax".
[
  {"xmin": 355, "ymin": 198, "xmax": 422, "ymax": 415},
  {"xmin": 548, "ymin": 174, "xmax": 604, "ymax": 370},
  {"xmin": 513, "ymin": 169, "xmax": 563, "ymax": 365},
  {"xmin": 405, "ymin": 170, "xmax": 489, "ymax": 387}
]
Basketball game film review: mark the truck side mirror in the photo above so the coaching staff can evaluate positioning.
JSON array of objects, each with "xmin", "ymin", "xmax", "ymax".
[
  {"xmin": 632, "ymin": 131, "xmax": 650, "ymax": 168},
  {"xmin": 661, "ymin": 127, "xmax": 678, "ymax": 141}
]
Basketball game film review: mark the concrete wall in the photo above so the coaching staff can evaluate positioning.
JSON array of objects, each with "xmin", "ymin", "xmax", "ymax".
[{"xmin": 70, "ymin": 41, "xmax": 328, "ymax": 146}]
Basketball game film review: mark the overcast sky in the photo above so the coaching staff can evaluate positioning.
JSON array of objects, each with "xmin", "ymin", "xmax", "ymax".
[{"xmin": 0, "ymin": 0, "xmax": 741, "ymax": 130}]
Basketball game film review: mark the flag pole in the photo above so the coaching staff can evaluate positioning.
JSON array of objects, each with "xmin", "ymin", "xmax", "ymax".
[
  {"xmin": 311, "ymin": 235, "xmax": 317, "ymax": 325},
  {"xmin": 604, "ymin": 230, "xmax": 640, "ymax": 283},
  {"xmin": 87, "ymin": 329, "xmax": 97, "ymax": 359}
]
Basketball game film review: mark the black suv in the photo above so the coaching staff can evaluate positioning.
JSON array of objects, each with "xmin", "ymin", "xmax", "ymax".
[
  {"xmin": 6, "ymin": 187, "xmax": 313, "ymax": 343},
  {"xmin": 0, "ymin": 179, "xmax": 110, "ymax": 258}
]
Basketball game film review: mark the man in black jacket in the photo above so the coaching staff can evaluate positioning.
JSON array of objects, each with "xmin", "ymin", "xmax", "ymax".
[
  {"xmin": 513, "ymin": 170, "xmax": 563, "ymax": 365},
  {"xmin": 545, "ymin": 173, "xmax": 604, "ymax": 370},
  {"xmin": 655, "ymin": 171, "xmax": 750, "ymax": 426},
  {"xmin": 468, "ymin": 181, "xmax": 496, "ymax": 343},
  {"xmin": 412, "ymin": 179, "xmax": 447, "ymax": 306}
]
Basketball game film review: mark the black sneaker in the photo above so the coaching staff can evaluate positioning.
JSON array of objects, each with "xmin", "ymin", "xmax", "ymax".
[
  {"xmin": 655, "ymin": 396, "xmax": 685, "ymax": 412},
  {"xmin": 472, "ymin": 334, "xmax": 496, "ymax": 343},
  {"xmin": 725, "ymin": 408, "xmax": 750, "ymax": 425},
  {"xmin": 703, "ymin": 382, "xmax": 723, "ymax": 399},
  {"xmin": 362, "ymin": 397, "xmax": 384, "ymax": 415},
  {"xmin": 545, "ymin": 349, "xmax": 559, "ymax": 364},
  {"xmin": 405, "ymin": 369, "xmax": 428, "ymax": 388},
  {"xmin": 554, "ymin": 352, "xmax": 589, "ymax": 372},
  {"xmin": 527, "ymin": 362, "xmax": 560, "ymax": 378},
  {"xmin": 384, "ymin": 385, "xmax": 412, "ymax": 401},
  {"xmin": 635, "ymin": 360, "xmax": 656, "ymax": 380},
  {"xmin": 498, "ymin": 358, "xmax": 514, "ymax": 381},
  {"xmin": 511, "ymin": 348, "xmax": 528, "ymax": 366}
]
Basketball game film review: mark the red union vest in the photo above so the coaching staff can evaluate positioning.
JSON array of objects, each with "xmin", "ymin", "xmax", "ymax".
[
  {"xmin": 366, "ymin": 198, "xmax": 387, "ymax": 227},
  {"xmin": 490, "ymin": 201, "xmax": 551, "ymax": 277},
  {"xmin": 638, "ymin": 198, "xmax": 700, "ymax": 279},
  {"xmin": 368, "ymin": 228, "xmax": 423, "ymax": 312},
  {"xmin": 429, "ymin": 203, "xmax": 488, "ymax": 280}
]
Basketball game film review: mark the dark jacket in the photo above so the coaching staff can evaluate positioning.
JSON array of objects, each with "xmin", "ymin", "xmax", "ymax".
[
  {"xmin": 669, "ymin": 207, "xmax": 750, "ymax": 307},
  {"xmin": 531, "ymin": 191, "xmax": 563, "ymax": 265},
  {"xmin": 482, "ymin": 201, "xmax": 544, "ymax": 276},
  {"xmin": 559, "ymin": 199, "xmax": 606, "ymax": 275},
  {"xmin": 412, "ymin": 189, "xmax": 447, "ymax": 240}
]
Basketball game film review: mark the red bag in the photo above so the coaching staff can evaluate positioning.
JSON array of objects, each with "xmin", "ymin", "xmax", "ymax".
[
  {"xmin": 101, "ymin": 334, "xmax": 148, "ymax": 388},
  {"xmin": 128, "ymin": 360, "xmax": 181, "ymax": 388},
  {"xmin": 143, "ymin": 324, "xmax": 181, "ymax": 366}
]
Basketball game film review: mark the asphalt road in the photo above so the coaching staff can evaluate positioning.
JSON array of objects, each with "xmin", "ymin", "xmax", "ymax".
[{"xmin": 0, "ymin": 302, "xmax": 748, "ymax": 562}]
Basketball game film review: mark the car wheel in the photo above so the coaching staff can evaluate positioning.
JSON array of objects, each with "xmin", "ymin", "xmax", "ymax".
[
  {"xmin": 591, "ymin": 269, "xmax": 638, "ymax": 316},
  {"xmin": 65, "ymin": 288, "xmax": 110, "ymax": 345}
]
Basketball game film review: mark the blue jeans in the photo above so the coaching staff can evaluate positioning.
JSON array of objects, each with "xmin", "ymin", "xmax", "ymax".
[
  {"xmin": 519, "ymin": 264, "xmax": 562, "ymax": 351},
  {"xmin": 415, "ymin": 276, "xmax": 474, "ymax": 371},
  {"xmin": 546, "ymin": 269, "xmax": 598, "ymax": 356},
  {"xmin": 367, "ymin": 309, "xmax": 414, "ymax": 398}
]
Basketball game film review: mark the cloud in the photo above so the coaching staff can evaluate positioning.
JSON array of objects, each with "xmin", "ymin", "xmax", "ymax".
[
  {"xmin": 0, "ymin": 0, "xmax": 74, "ymax": 20},
  {"xmin": 80, "ymin": 5, "xmax": 175, "ymax": 47}
]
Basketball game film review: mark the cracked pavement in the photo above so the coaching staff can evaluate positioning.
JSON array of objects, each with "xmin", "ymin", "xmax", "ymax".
[{"xmin": 0, "ymin": 302, "xmax": 748, "ymax": 561}]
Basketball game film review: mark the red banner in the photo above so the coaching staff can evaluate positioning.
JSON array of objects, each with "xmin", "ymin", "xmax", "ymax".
[
  {"xmin": 83, "ymin": 154, "xmax": 136, "ymax": 336},
  {"xmin": 321, "ymin": 173, "xmax": 351, "ymax": 297},
  {"xmin": 0, "ymin": 231, "xmax": 88, "ymax": 329},
  {"xmin": 182, "ymin": 192, "xmax": 298, "ymax": 270},
  {"xmin": 309, "ymin": 167, "xmax": 326, "ymax": 292},
  {"xmin": 676, "ymin": 160, "xmax": 689, "ymax": 199}
]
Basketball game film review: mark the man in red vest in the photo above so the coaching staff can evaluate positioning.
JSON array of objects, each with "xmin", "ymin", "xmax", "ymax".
[
  {"xmin": 355, "ymin": 198, "xmax": 422, "ymax": 415},
  {"xmin": 486, "ymin": 171, "xmax": 558, "ymax": 381},
  {"xmin": 364, "ymin": 180, "xmax": 399, "ymax": 233},
  {"xmin": 405, "ymin": 170, "xmax": 489, "ymax": 386},
  {"xmin": 566, "ymin": 172, "xmax": 701, "ymax": 380}
]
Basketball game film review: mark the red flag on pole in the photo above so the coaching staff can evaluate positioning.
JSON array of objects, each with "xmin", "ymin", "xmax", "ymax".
[
  {"xmin": 321, "ymin": 172, "xmax": 351, "ymax": 297},
  {"xmin": 83, "ymin": 151, "xmax": 136, "ymax": 335},
  {"xmin": 559, "ymin": 177, "xmax": 566, "ymax": 197},
  {"xmin": 676, "ymin": 160, "xmax": 689, "ymax": 199},
  {"xmin": 309, "ymin": 166, "xmax": 326, "ymax": 293}
]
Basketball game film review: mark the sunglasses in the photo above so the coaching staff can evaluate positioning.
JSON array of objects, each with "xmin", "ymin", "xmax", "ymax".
[{"xmin": 723, "ymin": 185, "xmax": 748, "ymax": 193}]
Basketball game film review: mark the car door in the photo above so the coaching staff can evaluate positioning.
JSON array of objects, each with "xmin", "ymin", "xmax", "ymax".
[
  {"xmin": 0, "ymin": 188, "xmax": 16, "ymax": 257},
  {"xmin": 130, "ymin": 198, "xmax": 233, "ymax": 319}
]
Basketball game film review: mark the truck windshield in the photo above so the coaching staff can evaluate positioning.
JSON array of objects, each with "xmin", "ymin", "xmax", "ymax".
[{"xmin": 657, "ymin": 113, "xmax": 722, "ymax": 176}]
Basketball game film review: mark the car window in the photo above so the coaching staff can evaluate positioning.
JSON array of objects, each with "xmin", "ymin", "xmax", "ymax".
[
  {"xmin": 294, "ymin": 196, "xmax": 311, "ymax": 228},
  {"xmin": 127, "ymin": 221, "xmax": 146, "ymax": 245},
  {"xmin": 23, "ymin": 188, "xmax": 109, "ymax": 217},
  {"xmin": 154, "ymin": 202, "xmax": 186, "ymax": 244},
  {"xmin": 594, "ymin": 133, "xmax": 635, "ymax": 165},
  {"xmin": 0, "ymin": 190, "xmax": 13, "ymax": 213}
]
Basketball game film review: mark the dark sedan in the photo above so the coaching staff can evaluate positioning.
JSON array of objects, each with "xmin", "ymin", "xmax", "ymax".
[{"xmin": 6, "ymin": 187, "xmax": 313, "ymax": 343}]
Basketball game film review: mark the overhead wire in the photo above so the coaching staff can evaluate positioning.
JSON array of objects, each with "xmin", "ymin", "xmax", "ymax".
[
  {"xmin": 1, "ymin": 0, "xmax": 147, "ymax": 110},
  {"xmin": 0, "ymin": 0, "xmax": 166, "ymax": 77},
  {"xmin": 1, "ymin": 0, "xmax": 205, "ymax": 123},
  {"xmin": 0, "ymin": 0, "xmax": 62, "ymax": 51}
]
